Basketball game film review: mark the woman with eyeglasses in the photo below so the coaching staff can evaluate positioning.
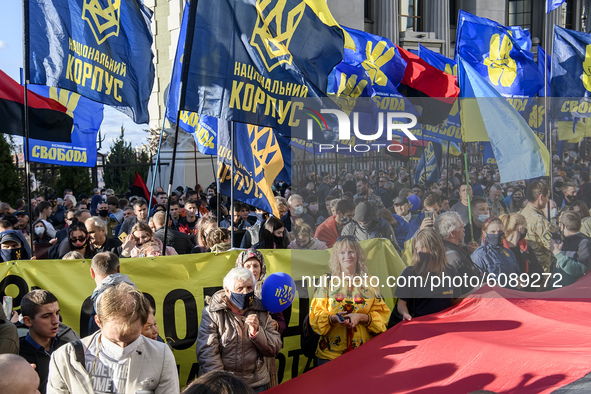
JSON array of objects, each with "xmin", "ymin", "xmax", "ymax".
[
  {"xmin": 56, "ymin": 222, "xmax": 93, "ymax": 259},
  {"xmin": 309, "ymin": 237, "xmax": 390, "ymax": 365}
]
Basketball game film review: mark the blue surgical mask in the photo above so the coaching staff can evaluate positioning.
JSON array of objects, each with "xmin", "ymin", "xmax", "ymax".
[
  {"xmin": 230, "ymin": 291, "xmax": 255, "ymax": 310},
  {"xmin": 477, "ymin": 214, "xmax": 490, "ymax": 223},
  {"xmin": 293, "ymin": 206, "xmax": 304, "ymax": 216},
  {"xmin": 256, "ymin": 213, "xmax": 266, "ymax": 223},
  {"xmin": 550, "ymin": 208, "xmax": 558, "ymax": 219}
]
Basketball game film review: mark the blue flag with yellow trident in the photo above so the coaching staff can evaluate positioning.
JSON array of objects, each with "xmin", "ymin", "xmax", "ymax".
[
  {"xmin": 414, "ymin": 141, "xmax": 442, "ymax": 187},
  {"xmin": 418, "ymin": 45, "xmax": 457, "ymax": 76},
  {"xmin": 455, "ymin": 10, "xmax": 543, "ymax": 98},
  {"xmin": 551, "ymin": 26, "xmax": 591, "ymax": 118},
  {"xmin": 27, "ymin": 85, "xmax": 103, "ymax": 167},
  {"xmin": 27, "ymin": 0, "xmax": 154, "ymax": 124},
  {"xmin": 164, "ymin": 1, "xmax": 217, "ymax": 155},
  {"xmin": 217, "ymin": 122, "xmax": 291, "ymax": 216},
  {"xmin": 184, "ymin": 0, "xmax": 344, "ymax": 135}
]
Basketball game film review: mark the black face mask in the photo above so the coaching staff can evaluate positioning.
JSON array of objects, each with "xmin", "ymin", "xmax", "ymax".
[
  {"xmin": 98, "ymin": 209, "xmax": 109, "ymax": 217},
  {"xmin": 230, "ymin": 291, "xmax": 254, "ymax": 310},
  {"xmin": 1, "ymin": 248, "xmax": 24, "ymax": 261},
  {"xmin": 273, "ymin": 235, "xmax": 283, "ymax": 245},
  {"xmin": 554, "ymin": 181, "xmax": 564, "ymax": 190},
  {"xmin": 564, "ymin": 195, "xmax": 577, "ymax": 204}
]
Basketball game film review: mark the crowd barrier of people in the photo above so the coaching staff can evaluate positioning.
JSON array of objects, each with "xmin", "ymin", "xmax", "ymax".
[{"xmin": 1, "ymin": 154, "xmax": 590, "ymax": 392}]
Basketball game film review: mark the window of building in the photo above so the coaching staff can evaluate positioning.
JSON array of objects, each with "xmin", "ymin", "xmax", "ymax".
[
  {"xmin": 561, "ymin": 0, "xmax": 574, "ymax": 30},
  {"xmin": 364, "ymin": 0, "xmax": 373, "ymax": 21},
  {"xmin": 508, "ymin": 0, "xmax": 532, "ymax": 30},
  {"xmin": 400, "ymin": 0, "xmax": 422, "ymax": 31}
]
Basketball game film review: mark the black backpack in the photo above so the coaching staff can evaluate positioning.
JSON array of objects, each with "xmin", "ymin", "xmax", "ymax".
[{"xmin": 300, "ymin": 313, "xmax": 319, "ymax": 359}]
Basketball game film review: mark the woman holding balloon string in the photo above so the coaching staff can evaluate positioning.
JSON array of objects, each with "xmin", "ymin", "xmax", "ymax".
[
  {"xmin": 309, "ymin": 236, "xmax": 390, "ymax": 365},
  {"xmin": 196, "ymin": 267, "xmax": 282, "ymax": 392}
]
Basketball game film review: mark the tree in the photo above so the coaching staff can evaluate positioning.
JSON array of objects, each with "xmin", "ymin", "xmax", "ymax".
[
  {"xmin": 0, "ymin": 134, "xmax": 22, "ymax": 204},
  {"xmin": 103, "ymin": 127, "xmax": 150, "ymax": 195},
  {"xmin": 55, "ymin": 166, "xmax": 92, "ymax": 197}
]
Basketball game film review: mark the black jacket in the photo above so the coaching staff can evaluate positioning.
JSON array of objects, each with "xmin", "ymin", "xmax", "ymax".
[
  {"xmin": 443, "ymin": 240, "xmax": 483, "ymax": 297},
  {"xmin": 154, "ymin": 227, "xmax": 195, "ymax": 255},
  {"xmin": 90, "ymin": 236, "xmax": 123, "ymax": 256}
]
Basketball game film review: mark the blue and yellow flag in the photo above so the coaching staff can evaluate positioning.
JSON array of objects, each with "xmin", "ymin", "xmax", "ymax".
[
  {"xmin": 551, "ymin": 26, "xmax": 591, "ymax": 119},
  {"xmin": 184, "ymin": 0, "xmax": 344, "ymax": 134},
  {"xmin": 27, "ymin": 85, "xmax": 103, "ymax": 167},
  {"xmin": 27, "ymin": 0, "xmax": 154, "ymax": 124},
  {"xmin": 414, "ymin": 141, "xmax": 442, "ymax": 187},
  {"xmin": 538, "ymin": 45, "xmax": 551, "ymax": 97},
  {"xmin": 217, "ymin": 122, "xmax": 291, "ymax": 216},
  {"xmin": 418, "ymin": 44, "xmax": 457, "ymax": 76},
  {"xmin": 459, "ymin": 58, "xmax": 549, "ymax": 183},
  {"xmin": 455, "ymin": 10, "xmax": 543, "ymax": 98}
]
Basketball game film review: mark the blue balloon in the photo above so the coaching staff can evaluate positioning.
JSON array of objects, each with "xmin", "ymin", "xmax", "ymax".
[
  {"xmin": 261, "ymin": 273, "xmax": 296, "ymax": 313},
  {"xmin": 408, "ymin": 194, "xmax": 421, "ymax": 211}
]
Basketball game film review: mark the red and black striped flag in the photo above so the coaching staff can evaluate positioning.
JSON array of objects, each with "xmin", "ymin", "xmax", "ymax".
[{"xmin": 0, "ymin": 69, "xmax": 72, "ymax": 142}]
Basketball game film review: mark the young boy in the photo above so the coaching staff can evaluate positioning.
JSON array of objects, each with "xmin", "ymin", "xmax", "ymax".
[{"xmin": 19, "ymin": 290, "xmax": 72, "ymax": 394}]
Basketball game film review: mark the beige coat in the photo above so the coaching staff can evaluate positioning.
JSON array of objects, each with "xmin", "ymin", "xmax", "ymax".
[
  {"xmin": 196, "ymin": 290, "xmax": 282, "ymax": 388},
  {"xmin": 47, "ymin": 331, "xmax": 179, "ymax": 394}
]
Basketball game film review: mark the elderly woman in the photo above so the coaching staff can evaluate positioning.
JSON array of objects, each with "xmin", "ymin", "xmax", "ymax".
[
  {"xmin": 471, "ymin": 217, "xmax": 520, "ymax": 280},
  {"xmin": 196, "ymin": 267, "xmax": 282, "ymax": 393},
  {"xmin": 310, "ymin": 237, "xmax": 390, "ymax": 364},
  {"xmin": 121, "ymin": 221, "xmax": 177, "ymax": 257}
]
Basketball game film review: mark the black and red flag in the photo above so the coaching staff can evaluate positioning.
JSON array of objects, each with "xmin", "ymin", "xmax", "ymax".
[
  {"xmin": 131, "ymin": 173, "xmax": 157, "ymax": 206},
  {"xmin": 396, "ymin": 46, "xmax": 460, "ymax": 125},
  {"xmin": 0, "ymin": 69, "xmax": 72, "ymax": 142}
]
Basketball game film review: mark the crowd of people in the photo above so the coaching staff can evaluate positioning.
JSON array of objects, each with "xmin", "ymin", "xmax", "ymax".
[{"xmin": 1, "ymin": 153, "xmax": 591, "ymax": 392}]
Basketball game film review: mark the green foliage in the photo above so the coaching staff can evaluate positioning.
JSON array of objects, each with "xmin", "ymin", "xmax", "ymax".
[
  {"xmin": 0, "ymin": 134, "xmax": 22, "ymax": 204},
  {"xmin": 103, "ymin": 127, "xmax": 150, "ymax": 195},
  {"xmin": 55, "ymin": 166, "xmax": 92, "ymax": 196}
]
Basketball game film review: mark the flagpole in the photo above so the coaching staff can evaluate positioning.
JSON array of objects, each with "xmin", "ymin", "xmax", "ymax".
[
  {"xmin": 302, "ymin": 142, "xmax": 307, "ymax": 188},
  {"xmin": 446, "ymin": 140, "xmax": 450, "ymax": 198},
  {"xmin": 544, "ymin": 7, "xmax": 554, "ymax": 218},
  {"xmin": 162, "ymin": 0, "xmax": 198, "ymax": 255},
  {"xmin": 230, "ymin": 121, "xmax": 235, "ymax": 248},
  {"xmin": 214, "ymin": 155, "xmax": 221, "ymax": 226},
  {"xmin": 464, "ymin": 150, "xmax": 474, "ymax": 243},
  {"xmin": 147, "ymin": 116, "xmax": 168, "ymax": 220},
  {"xmin": 22, "ymin": 0, "xmax": 34, "ymax": 254}
]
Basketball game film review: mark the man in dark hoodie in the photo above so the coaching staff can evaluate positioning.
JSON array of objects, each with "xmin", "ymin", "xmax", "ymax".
[
  {"xmin": 88, "ymin": 252, "xmax": 136, "ymax": 335},
  {"xmin": 341, "ymin": 202, "xmax": 401, "ymax": 253},
  {"xmin": 19, "ymin": 290, "xmax": 78, "ymax": 394}
]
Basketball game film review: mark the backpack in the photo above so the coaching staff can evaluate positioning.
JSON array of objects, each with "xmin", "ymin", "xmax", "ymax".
[{"xmin": 300, "ymin": 313, "xmax": 319, "ymax": 359}]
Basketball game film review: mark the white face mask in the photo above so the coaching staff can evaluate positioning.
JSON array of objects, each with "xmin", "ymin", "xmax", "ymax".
[
  {"xmin": 100, "ymin": 334, "xmax": 141, "ymax": 360},
  {"xmin": 34, "ymin": 227, "xmax": 45, "ymax": 236},
  {"xmin": 550, "ymin": 208, "xmax": 558, "ymax": 219}
]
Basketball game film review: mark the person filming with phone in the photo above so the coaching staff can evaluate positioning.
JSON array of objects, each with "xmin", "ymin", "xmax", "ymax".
[{"xmin": 309, "ymin": 237, "xmax": 390, "ymax": 365}]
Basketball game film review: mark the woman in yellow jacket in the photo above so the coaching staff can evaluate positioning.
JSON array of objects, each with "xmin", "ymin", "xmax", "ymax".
[{"xmin": 310, "ymin": 236, "xmax": 390, "ymax": 365}]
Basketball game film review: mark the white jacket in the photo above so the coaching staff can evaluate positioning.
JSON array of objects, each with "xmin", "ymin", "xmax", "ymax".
[{"xmin": 47, "ymin": 331, "xmax": 179, "ymax": 394}]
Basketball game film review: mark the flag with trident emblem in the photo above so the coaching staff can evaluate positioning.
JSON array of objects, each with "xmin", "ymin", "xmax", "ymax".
[{"xmin": 455, "ymin": 10, "xmax": 543, "ymax": 98}]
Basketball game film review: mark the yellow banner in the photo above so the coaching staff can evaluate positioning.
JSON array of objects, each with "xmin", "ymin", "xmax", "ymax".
[{"xmin": 0, "ymin": 239, "xmax": 405, "ymax": 388}]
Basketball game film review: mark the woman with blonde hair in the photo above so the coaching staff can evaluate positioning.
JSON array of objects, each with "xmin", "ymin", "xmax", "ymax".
[
  {"xmin": 310, "ymin": 236, "xmax": 390, "ymax": 365},
  {"xmin": 392, "ymin": 228, "xmax": 455, "ymax": 324},
  {"xmin": 193, "ymin": 215, "xmax": 218, "ymax": 253},
  {"xmin": 499, "ymin": 213, "xmax": 543, "ymax": 281}
]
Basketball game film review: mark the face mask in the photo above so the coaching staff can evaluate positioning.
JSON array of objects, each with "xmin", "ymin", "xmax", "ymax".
[
  {"xmin": 520, "ymin": 228, "xmax": 528, "ymax": 239},
  {"xmin": 340, "ymin": 216, "xmax": 352, "ymax": 226},
  {"xmin": 507, "ymin": 192, "xmax": 513, "ymax": 197},
  {"xmin": 98, "ymin": 209, "xmax": 109, "ymax": 217},
  {"xmin": 550, "ymin": 208, "xmax": 558, "ymax": 219},
  {"xmin": 101, "ymin": 334, "xmax": 141, "ymax": 360},
  {"xmin": 34, "ymin": 227, "xmax": 45, "ymax": 236},
  {"xmin": 273, "ymin": 235, "xmax": 283, "ymax": 245},
  {"xmin": 564, "ymin": 195, "xmax": 577, "ymax": 204},
  {"xmin": 256, "ymin": 213, "xmax": 266, "ymax": 223},
  {"xmin": 1, "ymin": 248, "xmax": 24, "ymax": 261},
  {"xmin": 293, "ymin": 206, "xmax": 304, "ymax": 216},
  {"xmin": 309, "ymin": 204, "xmax": 318, "ymax": 213},
  {"xmin": 485, "ymin": 233, "xmax": 504, "ymax": 247},
  {"xmin": 400, "ymin": 177, "xmax": 408, "ymax": 183},
  {"xmin": 417, "ymin": 251, "xmax": 433, "ymax": 263},
  {"xmin": 230, "ymin": 290, "xmax": 255, "ymax": 310},
  {"xmin": 554, "ymin": 181, "xmax": 563, "ymax": 189},
  {"xmin": 477, "ymin": 214, "xmax": 490, "ymax": 223}
]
